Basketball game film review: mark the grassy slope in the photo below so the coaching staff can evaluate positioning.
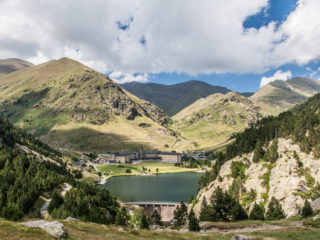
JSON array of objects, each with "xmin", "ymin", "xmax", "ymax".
[
  {"xmin": 170, "ymin": 92, "xmax": 262, "ymax": 150},
  {"xmin": 0, "ymin": 219, "xmax": 319, "ymax": 240},
  {"xmin": 250, "ymin": 77, "xmax": 320, "ymax": 115},
  {"xmin": 0, "ymin": 58, "xmax": 193, "ymax": 152}
]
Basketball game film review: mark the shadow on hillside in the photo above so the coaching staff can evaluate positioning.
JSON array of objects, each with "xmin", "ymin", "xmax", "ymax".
[{"xmin": 48, "ymin": 126, "xmax": 153, "ymax": 153}]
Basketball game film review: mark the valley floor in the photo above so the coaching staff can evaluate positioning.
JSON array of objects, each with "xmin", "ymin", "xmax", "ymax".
[
  {"xmin": 96, "ymin": 161, "xmax": 201, "ymax": 180},
  {"xmin": 0, "ymin": 218, "xmax": 319, "ymax": 240}
]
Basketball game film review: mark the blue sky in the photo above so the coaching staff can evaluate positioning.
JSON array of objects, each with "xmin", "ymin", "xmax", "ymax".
[{"xmin": 147, "ymin": 0, "xmax": 319, "ymax": 93}]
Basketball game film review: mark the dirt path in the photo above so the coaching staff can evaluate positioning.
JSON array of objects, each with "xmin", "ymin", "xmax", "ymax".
[
  {"xmin": 40, "ymin": 183, "xmax": 72, "ymax": 218},
  {"xmin": 93, "ymin": 164, "xmax": 106, "ymax": 184},
  {"xmin": 203, "ymin": 222, "xmax": 303, "ymax": 234}
]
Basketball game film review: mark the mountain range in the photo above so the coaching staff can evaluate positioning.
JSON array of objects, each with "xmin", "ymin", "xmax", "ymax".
[
  {"xmin": 1, "ymin": 57, "xmax": 320, "ymax": 152},
  {"xmin": 122, "ymin": 81, "xmax": 234, "ymax": 116}
]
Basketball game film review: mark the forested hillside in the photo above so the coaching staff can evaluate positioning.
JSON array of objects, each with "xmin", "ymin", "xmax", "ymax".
[
  {"xmin": 0, "ymin": 114, "xmax": 70, "ymax": 220},
  {"xmin": 0, "ymin": 115, "xmax": 118, "ymax": 223}
]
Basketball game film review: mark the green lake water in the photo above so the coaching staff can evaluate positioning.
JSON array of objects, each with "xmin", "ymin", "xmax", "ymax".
[{"xmin": 99, "ymin": 172, "xmax": 203, "ymax": 202}]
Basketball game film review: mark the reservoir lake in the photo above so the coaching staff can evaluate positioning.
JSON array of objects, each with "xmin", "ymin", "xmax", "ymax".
[{"xmin": 99, "ymin": 172, "xmax": 203, "ymax": 202}]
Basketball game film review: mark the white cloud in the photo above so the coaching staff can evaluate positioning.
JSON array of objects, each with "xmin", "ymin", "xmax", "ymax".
[
  {"xmin": 0, "ymin": 0, "xmax": 319, "ymax": 79},
  {"xmin": 109, "ymin": 71, "xmax": 148, "ymax": 83},
  {"xmin": 260, "ymin": 70, "xmax": 292, "ymax": 87}
]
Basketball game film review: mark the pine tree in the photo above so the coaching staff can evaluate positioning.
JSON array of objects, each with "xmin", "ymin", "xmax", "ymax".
[
  {"xmin": 140, "ymin": 211, "xmax": 149, "ymax": 229},
  {"xmin": 249, "ymin": 202, "xmax": 265, "ymax": 220},
  {"xmin": 188, "ymin": 209, "xmax": 200, "ymax": 231},
  {"xmin": 47, "ymin": 191, "xmax": 64, "ymax": 214},
  {"xmin": 150, "ymin": 209, "xmax": 161, "ymax": 225},
  {"xmin": 264, "ymin": 140, "xmax": 278, "ymax": 163},
  {"xmin": 266, "ymin": 197, "xmax": 286, "ymax": 220},
  {"xmin": 302, "ymin": 200, "xmax": 313, "ymax": 218},
  {"xmin": 173, "ymin": 201, "xmax": 188, "ymax": 227},
  {"xmin": 230, "ymin": 201, "xmax": 248, "ymax": 221},
  {"xmin": 253, "ymin": 140, "xmax": 264, "ymax": 163},
  {"xmin": 199, "ymin": 197, "xmax": 210, "ymax": 221}
]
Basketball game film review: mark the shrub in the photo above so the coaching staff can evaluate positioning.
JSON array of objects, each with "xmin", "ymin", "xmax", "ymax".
[
  {"xmin": 249, "ymin": 202, "xmax": 265, "ymax": 220},
  {"xmin": 116, "ymin": 207, "xmax": 130, "ymax": 226},
  {"xmin": 231, "ymin": 161, "xmax": 246, "ymax": 179},
  {"xmin": 125, "ymin": 168, "xmax": 132, "ymax": 173}
]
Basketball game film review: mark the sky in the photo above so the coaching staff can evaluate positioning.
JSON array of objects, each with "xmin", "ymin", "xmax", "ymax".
[{"xmin": 1, "ymin": 0, "xmax": 320, "ymax": 92}]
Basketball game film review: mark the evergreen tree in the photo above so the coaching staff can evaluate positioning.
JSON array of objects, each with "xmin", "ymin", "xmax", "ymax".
[
  {"xmin": 249, "ymin": 202, "xmax": 265, "ymax": 220},
  {"xmin": 230, "ymin": 201, "xmax": 248, "ymax": 221},
  {"xmin": 264, "ymin": 140, "xmax": 278, "ymax": 163},
  {"xmin": 188, "ymin": 194, "xmax": 195, "ymax": 204},
  {"xmin": 210, "ymin": 187, "xmax": 236, "ymax": 221},
  {"xmin": 173, "ymin": 201, "xmax": 188, "ymax": 227},
  {"xmin": 253, "ymin": 140, "xmax": 264, "ymax": 163},
  {"xmin": 140, "ymin": 211, "xmax": 149, "ymax": 229},
  {"xmin": 47, "ymin": 191, "xmax": 64, "ymax": 214},
  {"xmin": 302, "ymin": 200, "xmax": 313, "ymax": 218},
  {"xmin": 266, "ymin": 197, "xmax": 286, "ymax": 220},
  {"xmin": 2, "ymin": 204, "xmax": 23, "ymax": 221},
  {"xmin": 199, "ymin": 197, "xmax": 210, "ymax": 221},
  {"xmin": 188, "ymin": 209, "xmax": 200, "ymax": 231},
  {"xmin": 116, "ymin": 207, "xmax": 129, "ymax": 226},
  {"xmin": 150, "ymin": 209, "xmax": 161, "ymax": 225}
]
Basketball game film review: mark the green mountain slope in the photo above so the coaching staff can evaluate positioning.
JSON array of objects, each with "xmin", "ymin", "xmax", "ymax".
[
  {"xmin": 170, "ymin": 92, "xmax": 262, "ymax": 150},
  {"xmin": 0, "ymin": 58, "xmax": 192, "ymax": 152},
  {"xmin": 0, "ymin": 58, "xmax": 33, "ymax": 75},
  {"xmin": 250, "ymin": 77, "xmax": 320, "ymax": 115},
  {"xmin": 121, "ymin": 80, "xmax": 232, "ymax": 116}
]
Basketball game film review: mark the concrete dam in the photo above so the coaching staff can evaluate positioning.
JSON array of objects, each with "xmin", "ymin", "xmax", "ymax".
[{"xmin": 124, "ymin": 202, "xmax": 179, "ymax": 223}]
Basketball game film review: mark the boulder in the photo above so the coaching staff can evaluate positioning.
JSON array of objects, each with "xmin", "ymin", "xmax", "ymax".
[
  {"xmin": 21, "ymin": 220, "xmax": 66, "ymax": 238},
  {"xmin": 232, "ymin": 235, "xmax": 251, "ymax": 240}
]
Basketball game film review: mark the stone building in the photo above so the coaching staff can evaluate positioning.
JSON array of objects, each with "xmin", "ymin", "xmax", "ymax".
[{"xmin": 111, "ymin": 148, "xmax": 181, "ymax": 163}]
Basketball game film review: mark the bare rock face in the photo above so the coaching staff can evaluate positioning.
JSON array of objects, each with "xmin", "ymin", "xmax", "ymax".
[
  {"xmin": 21, "ymin": 220, "xmax": 66, "ymax": 238},
  {"xmin": 194, "ymin": 138, "xmax": 320, "ymax": 219},
  {"xmin": 311, "ymin": 197, "xmax": 320, "ymax": 212}
]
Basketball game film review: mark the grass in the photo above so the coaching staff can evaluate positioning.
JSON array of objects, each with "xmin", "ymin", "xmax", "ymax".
[
  {"xmin": 171, "ymin": 92, "xmax": 260, "ymax": 150},
  {"xmin": 0, "ymin": 218, "xmax": 320, "ymax": 240},
  {"xmin": 98, "ymin": 160, "xmax": 199, "ymax": 179}
]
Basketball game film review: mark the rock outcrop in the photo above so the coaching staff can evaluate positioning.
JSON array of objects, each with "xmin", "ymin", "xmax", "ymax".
[
  {"xmin": 194, "ymin": 138, "xmax": 320, "ymax": 218},
  {"xmin": 21, "ymin": 220, "xmax": 66, "ymax": 238}
]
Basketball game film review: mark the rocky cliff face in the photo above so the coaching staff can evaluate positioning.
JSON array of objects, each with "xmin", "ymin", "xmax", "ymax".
[{"xmin": 194, "ymin": 138, "xmax": 320, "ymax": 218}]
